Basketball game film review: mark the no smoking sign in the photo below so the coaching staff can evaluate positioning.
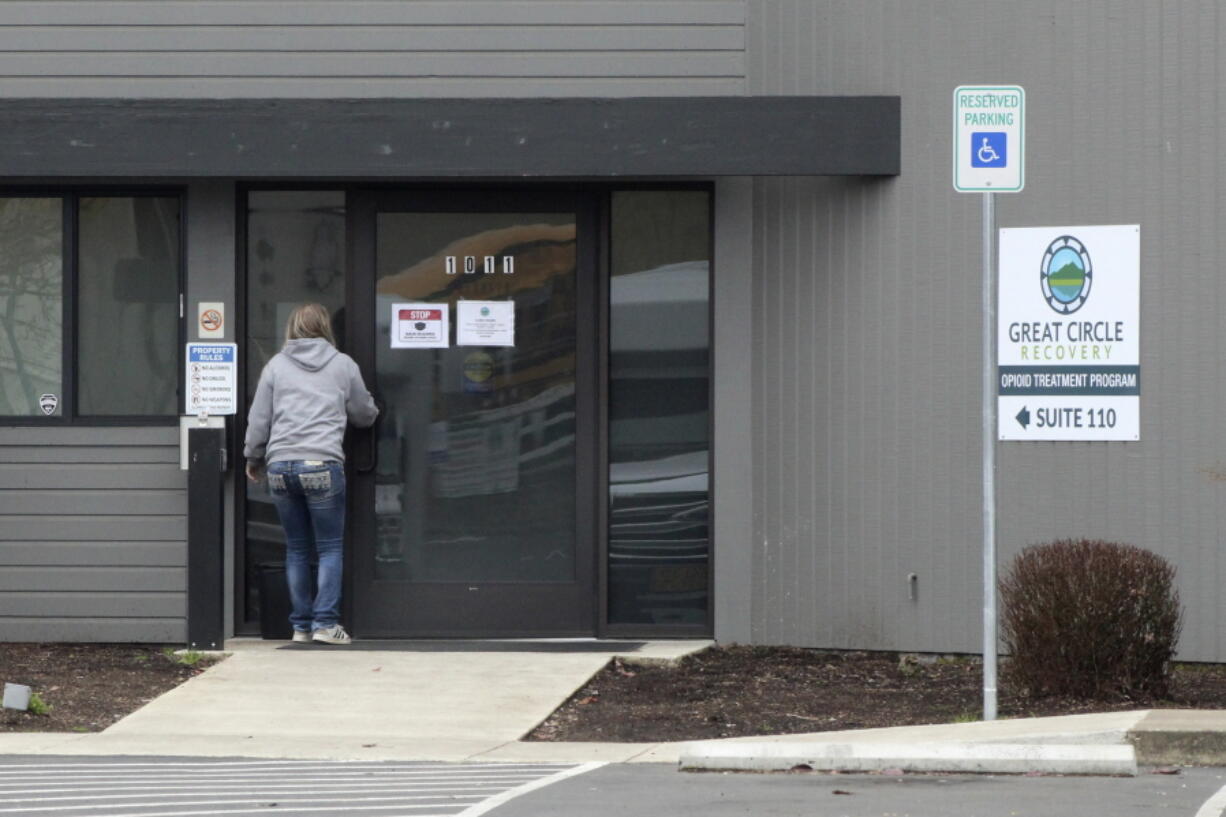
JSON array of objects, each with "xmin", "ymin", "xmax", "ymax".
[{"xmin": 198, "ymin": 302, "xmax": 225, "ymax": 338}]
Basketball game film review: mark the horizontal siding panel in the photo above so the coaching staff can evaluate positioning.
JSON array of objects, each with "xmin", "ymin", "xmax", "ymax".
[
  {"xmin": 0, "ymin": 491, "xmax": 185, "ymax": 515},
  {"xmin": 0, "ymin": 77, "xmax": 745, "ymax": 98},
  {"xmin": 0, "ymin": 4, "xmax": 747, "ymax": 100},
  {"xmin": 0, "ymin": 52, "xmax": 744, "ymax": 77},
  {"xmin": 0, "ymin": 465, "xmax": 184, "ymax": 490},
  {"xmin": 0, "ymin": 516, "xmax": 185, "ymax": 541},
  {"xmin": 0, "ymin": 617, "xmax": 184, "ymax": 643},
  {"xmin": 0, "ymin": 446, "xmax": 178, "ymax": 464},
  {"xmin": 0, "ymin": 566, "xmax": 185, "ymax": 592},
  {"xmin": 0, "ymin": 541, "xmax": 184, "ymax": 566},
  {"xmin": 0, "ymin": 427, "xmax": 177, "ymax": 446},
  {"xmin": 0, "ymin": 592, "xmax": 183, "ymax": 617},
  {"xmin": 0, "ymin": 2, "xmax": 745, "ymax": 26},
  {"xmin": 0, "ymin": 25, "xmax": 745, "ymax": 51}
]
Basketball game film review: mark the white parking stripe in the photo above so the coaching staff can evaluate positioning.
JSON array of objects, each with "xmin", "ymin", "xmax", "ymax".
[
  {"xmin": 0, "ymin": 759, "xmax": 583, "ymax": 817},
  {"xmin": 0, "ymin": 787, "xmax": 498, "ymax": 804},
  {"xmin": 457, "ymin": 762, "xmax": 605, "ymax": 817},
  {"xmin": 0, "ymin": 775, "xmax": 539, "ymax": 790},
  {"xmin": 0, "ymin": 785, "xmax": 512, "ymax": 799},
  {"xmin": 0, "ymin": 761, "xmax": 567, "ymax": 771},
  {"xmin": 0, "ymin": 794, "xmax": 485, "ymax": 813},
  {"xmin": 0, "ymin": 772, "xmax": 546, "ymax": 785},
  {"xmin": 0, "ymin": 767, "xmax": 563, "ymax": 778},
  {"xmin": 1196, "ymin": 784, "xmax": 1226, "ymax": 817},
  {"xmin": 52, "ymin": 799, "xmax": 460, "ymax": 814}
]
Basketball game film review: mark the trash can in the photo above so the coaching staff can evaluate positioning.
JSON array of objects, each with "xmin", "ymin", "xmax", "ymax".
[{"xmin": 257, "ymin": 562, "xmax": 292, "ymax": 640}]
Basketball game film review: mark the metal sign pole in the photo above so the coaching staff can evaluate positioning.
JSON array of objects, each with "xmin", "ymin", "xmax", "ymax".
[
  {"xmin": 955, "ymin": 84, "xmax": 1021, "ymax": 721},
  {"xmin": 981, "ymin": 190, "xmax": 998, "ymax": 721}
]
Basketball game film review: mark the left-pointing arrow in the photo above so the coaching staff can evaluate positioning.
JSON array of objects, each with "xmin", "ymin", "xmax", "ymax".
[{"xmin": 1015, "ymin": 406, "xmax": 1031, "ymax": 429}]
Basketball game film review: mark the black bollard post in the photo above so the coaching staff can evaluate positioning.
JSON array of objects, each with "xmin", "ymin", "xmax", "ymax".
[{"xmin": 187, "ymin": 424, "xmax": 227, "ymax": 649}]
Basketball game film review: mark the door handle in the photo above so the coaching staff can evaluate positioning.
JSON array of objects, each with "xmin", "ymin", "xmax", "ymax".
[{"xmin": 353, "ymin": 399, "xmax": 383, "ymax": 474}]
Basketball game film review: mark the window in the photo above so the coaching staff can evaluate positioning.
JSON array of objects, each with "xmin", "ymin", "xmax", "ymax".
[
  {"xmin": 78, "ymin": 197, "xmax": 181, "ymax": 416},
  {"xmin": 607, "ymin": 190, "xmax": 711, "ymax": 627},
  {"xmin": 0, "ymin": 198, "xmax": 62, "ymax": 416},
  {"xmin": 0, "ymin": 193, "xmax": 182, "ymax": 421}
]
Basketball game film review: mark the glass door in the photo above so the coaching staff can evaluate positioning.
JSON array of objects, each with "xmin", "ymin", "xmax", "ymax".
[{"xmin": 349, "ymin": 191, "xmax": 598, "ymax": 636}]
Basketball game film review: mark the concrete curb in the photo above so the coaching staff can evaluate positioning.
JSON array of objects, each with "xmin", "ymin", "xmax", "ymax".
[
  {"xmin": 678, "ymin": 741, "xmax": 1139, "ymax": 776},
  {"xmin": 1129, "ymin": 731, "xmax": 1226, "ymax": 767}
]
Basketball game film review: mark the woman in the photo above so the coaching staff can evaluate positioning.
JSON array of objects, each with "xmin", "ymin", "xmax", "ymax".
[{"xmin": 244, "ymin": 303, "xmax": 378, "ymax": 645}]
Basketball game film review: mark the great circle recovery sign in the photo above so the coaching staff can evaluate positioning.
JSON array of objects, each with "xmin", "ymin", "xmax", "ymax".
[{"xmin": 997, "ymin": 225, "xmax": 1140, "ymax": 441}]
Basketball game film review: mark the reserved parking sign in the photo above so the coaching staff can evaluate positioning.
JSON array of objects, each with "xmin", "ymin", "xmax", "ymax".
[{"xmin": 954, "ymin": 85, "xmax": 1024, "ymax": 192}]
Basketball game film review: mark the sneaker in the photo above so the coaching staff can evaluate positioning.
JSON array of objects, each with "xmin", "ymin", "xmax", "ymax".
[
  {"xmin": 312, "ymin": 624, "xmax": 352, "ymax": 645},
  {"xmin": 291, "ymin": 630, "xmax": 312, "ymax": 644}
]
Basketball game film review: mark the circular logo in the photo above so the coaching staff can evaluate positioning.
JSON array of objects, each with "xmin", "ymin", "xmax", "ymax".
[
  {"xmin": 480, "ymin": 306, "xmax": 490, "ymax": 317},
  {"xmin": 463, "ymin": 352, "xmax": 495, "ymax": 393},
  {"xmin": 1040, "ymin": 235, "xmax": 1092, "ymax": 314}
]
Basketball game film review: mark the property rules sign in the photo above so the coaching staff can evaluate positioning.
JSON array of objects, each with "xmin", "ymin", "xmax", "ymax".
[{"xmin": 998, "ymin": 225, "xmax": 1140, "ymax": 441}]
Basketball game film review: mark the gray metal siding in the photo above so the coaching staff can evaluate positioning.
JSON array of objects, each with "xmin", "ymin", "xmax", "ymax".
[
  {"xmin": 0, "ymin": 1, "xmax": 746, "ymax": 97},
  {"xmin": 746, "ymin": 0, "xmax": 1226, "ymax": 660},
  {"xmin": 712, "ymin": 177, "xmax": 755, "ymax": 645},
  {"xmin": 0, "ymin": 427, "xmax": 186, "ymax": 642}
]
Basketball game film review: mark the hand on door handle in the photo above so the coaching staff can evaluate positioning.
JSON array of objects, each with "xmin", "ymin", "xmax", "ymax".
[{"xmin": 353, "ymin": 398, "xmax": 383, "ymax": 474}]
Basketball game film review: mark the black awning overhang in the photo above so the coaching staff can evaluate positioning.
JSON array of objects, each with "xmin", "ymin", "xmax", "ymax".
[{"xmin": 0, "ymin": 96, "xmax": 899, "ymax": 178}]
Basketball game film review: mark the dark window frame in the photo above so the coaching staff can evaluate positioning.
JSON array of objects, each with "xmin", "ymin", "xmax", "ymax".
[{"xmin": 0, "ymin": 187, "xmax": 186, "ymax": 427}]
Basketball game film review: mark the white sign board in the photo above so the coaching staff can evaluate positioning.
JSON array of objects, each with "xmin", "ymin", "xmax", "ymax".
[
  {"xmin": 185, "ymin": 342, "xmax": 237, "ymax": 415},
  {"xmin": 457, "ymin": 300, "xmax": 515, "ymax": 347},
  {"xmin": 998, "ymin": 225, "xmax": 1140, "ymax": 441},
  {"xmin": 390, "ymin": 302, "xmax": 448, "ymax": 349},
  {"xmin": 954, "ymin": 85, "xmax": 1025, "ymax": 192}
]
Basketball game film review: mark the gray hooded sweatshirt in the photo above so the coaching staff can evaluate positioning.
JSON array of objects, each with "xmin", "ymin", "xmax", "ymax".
[{"xmin": 243, "ymin": 338, "xmax": 378, "ymax": 465}]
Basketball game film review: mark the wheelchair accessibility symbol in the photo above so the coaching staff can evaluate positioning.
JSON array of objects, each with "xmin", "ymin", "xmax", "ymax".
[{"xmin": 971, "ymin": 131, "xmax": 1007, "ymax": 168}]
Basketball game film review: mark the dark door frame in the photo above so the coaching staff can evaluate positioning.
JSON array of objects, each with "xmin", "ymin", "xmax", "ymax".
[
  {"xmin": 235, "ymin": 181, "xmax": 716, "ymax": 640},
  {"xmin": 344, "ymin": 187, "xmax": 602, "ymax": 637}
]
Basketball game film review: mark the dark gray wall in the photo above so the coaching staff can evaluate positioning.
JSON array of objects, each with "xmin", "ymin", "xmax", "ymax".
[
  {"xmin": 712, "ymin": 178, "xmax": 755, "ymax": 644},
  {"xmin": 0, "ymin": 428, "xmax": 186, "ymax": 642},
  {"xmin": 745, "ymin": 0, "xmax": 1226, "ymax": 661},
  {"xmin": 0, "ymin": 1, "xmax": 751, "ymax": 643},
  {"xmin": 0, "ymin": 181, "xmax": 237, "ymax": 644},
  {"xmin": 0, "ymin": 1, "xmax": 745, "ymax": 97},
  {"xmin": 0, "ymin": 98, "xmax": 898, "ymax": 178}
]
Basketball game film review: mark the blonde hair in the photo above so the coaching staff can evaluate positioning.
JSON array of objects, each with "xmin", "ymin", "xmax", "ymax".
[{"xmin": 284, "ymin": 303, "xmax": 336, "ymax": 346}]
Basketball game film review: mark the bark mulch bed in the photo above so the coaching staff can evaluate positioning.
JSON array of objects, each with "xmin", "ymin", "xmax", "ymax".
[
  {"xmin": 4, "ymin": 643, "xmax": 1222, "ymax": 741},
  {"xmin": 526, "ymin": 645, "xmax": 1226, "ymax": 743},
  {"xmin": 0, "ymin": 644, "xmax": 222, "ymax": 733}
]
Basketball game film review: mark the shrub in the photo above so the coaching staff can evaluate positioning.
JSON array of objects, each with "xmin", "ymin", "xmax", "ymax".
[
  {"xmin": 999, "ymin": 538, "xmax": 1182, "ymax": 700},
  {"xmin": 27, "ymin": 692, "xmax": 51, "ymax": 716}
]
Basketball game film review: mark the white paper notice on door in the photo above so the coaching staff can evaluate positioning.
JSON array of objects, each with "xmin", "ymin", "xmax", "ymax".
[
  {"xmin": 391, "ymin": 302, "xmax": 448, "ymax": 349},
  {"xmin": 457, "ymin": 300, "xmax": 515, "ymax": 347}
]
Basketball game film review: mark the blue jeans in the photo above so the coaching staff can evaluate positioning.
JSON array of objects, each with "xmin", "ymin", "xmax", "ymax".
[{"xmin": 266, "ymin": 461, "xmax": 346, "ymax": 632}]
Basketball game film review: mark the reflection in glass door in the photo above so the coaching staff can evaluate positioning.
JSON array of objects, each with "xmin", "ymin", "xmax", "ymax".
[
  {"xmin": 351, "ymin": 193, "xmax": 596, "ymax": 636},
  {"xmin": 242, "ymin": 191, "xmax": 347, "ymax": 629}
]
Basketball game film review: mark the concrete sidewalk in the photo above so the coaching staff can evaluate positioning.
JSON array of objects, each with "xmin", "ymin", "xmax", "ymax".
[
  {"xmin": 1, "ymin": 639, "xmax": 1224, "ymax": 775},
  {"xmin": 0, "ymin": 639, "xmax": 704, "ymax": 763}
]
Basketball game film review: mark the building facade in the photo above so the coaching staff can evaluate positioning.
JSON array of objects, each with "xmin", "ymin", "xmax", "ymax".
[{"xmin": 0, "ymin": 1, "xmax": 1222, "ymax": 662}]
